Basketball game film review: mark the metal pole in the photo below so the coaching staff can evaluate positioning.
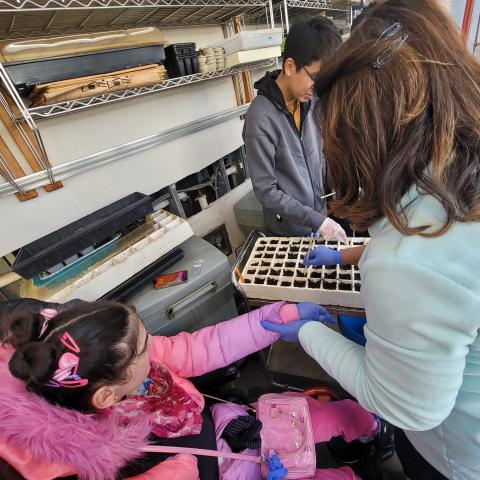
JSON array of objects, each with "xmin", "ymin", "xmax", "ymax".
[
  {"xmin": 474, "ymin": 10, "xmax": 480, "ymax": 55},
  {"xmin": 279, "ymin": 1, "xmax": 284, "ymax": 31},
  {"xmin": 0, "ymin": 153, "xmax": 26, "ymax": 195},
  {"xmin": 283, "ymin": 0, "xmax": 290, "ymax": 33},
  {"xmin": 167, "ymin": 184, "xmax": 187, "ymax": 218},
  {"xmin": 268, "ymin": 0, "xmax": 275, "ymax": 29}
]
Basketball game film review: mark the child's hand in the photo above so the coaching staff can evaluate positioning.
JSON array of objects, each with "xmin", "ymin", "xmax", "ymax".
[
  {"xmin": 297, "ymin": 302, "xmax": 336, "ymax": 325},
  {"xmin": 261, "ymin": 319, "xmax": 312, "ymax": 343},
  {"xmin": 265, "ymin": 454, "xmax": 288, "ymax": 480}
]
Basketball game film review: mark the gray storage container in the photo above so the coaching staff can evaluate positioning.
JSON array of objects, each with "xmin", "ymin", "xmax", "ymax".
[
  {"xmin": 234, "ymin": 190, "xmax": 266, "ymax": 236},
  {"xmin": 126, "ymin": 235, "xmax": 238, "ymax": 336}
]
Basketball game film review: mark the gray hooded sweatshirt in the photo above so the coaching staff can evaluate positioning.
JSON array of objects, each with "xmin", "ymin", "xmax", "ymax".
[{"xmin": 243, "ymin": 70, "xmax": 327, "ymax": 236}]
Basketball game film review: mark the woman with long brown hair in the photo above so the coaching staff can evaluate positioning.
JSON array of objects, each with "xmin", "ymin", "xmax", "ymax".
[{"xmin": 263, "ymin": 1, "xmax": 480, "ymax": 478}]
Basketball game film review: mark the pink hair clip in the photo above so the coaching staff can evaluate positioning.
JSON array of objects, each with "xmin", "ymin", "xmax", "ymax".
[
  {"xmin": 38, "ymin": 308, "xmax": 57, "ymax": 338},
  {"xmin": 46, "ymin": 331, "xmax": 89, "ymax": 389}
]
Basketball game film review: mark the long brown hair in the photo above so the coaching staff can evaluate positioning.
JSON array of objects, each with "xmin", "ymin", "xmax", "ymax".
[{"xmin": 315, "ymin": 0, "xmax": 480, "ymax": 236}]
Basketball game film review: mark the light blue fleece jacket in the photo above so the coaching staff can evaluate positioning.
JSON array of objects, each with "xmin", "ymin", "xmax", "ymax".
[{"xmin": 299, "ymin": 187, "xmax": 480, "ymax": 479}]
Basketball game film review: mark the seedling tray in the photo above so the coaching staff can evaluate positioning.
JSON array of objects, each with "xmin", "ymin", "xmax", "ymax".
[{"xmin": 239, "ymin": 237, "xmax": 369, "ymax": 309}]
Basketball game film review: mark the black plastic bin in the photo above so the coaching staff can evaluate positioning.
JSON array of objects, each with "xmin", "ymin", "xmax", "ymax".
[
  {"xmin": 164, "ymin": 43, "xmax": 197, "ymax": 78},
  {"xmin": 12, "ymin": 192, "xmax": 153, "ymax": 279}
]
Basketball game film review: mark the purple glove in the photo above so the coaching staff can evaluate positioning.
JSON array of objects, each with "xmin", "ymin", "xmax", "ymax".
[
  {"xmin": 303, "ymin": 246, "xmax": 344, "ymax": 267},
  {"xmin": 261, "ymin": 319, "xmax": 313, "ymax": 342},
  {"xmin": 297, "ymin": 302, "xmax": 336, "ymax": 325}
]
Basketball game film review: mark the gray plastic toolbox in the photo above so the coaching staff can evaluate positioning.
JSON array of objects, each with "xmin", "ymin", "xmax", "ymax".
[{"xmin": 126, "ymin": 235, "xmax": 238, "ymax": 336}]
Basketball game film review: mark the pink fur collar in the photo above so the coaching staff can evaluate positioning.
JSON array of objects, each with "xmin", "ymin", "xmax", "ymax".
[{"xmin": 0, "ymin": 347, "xmax": 151, "ymax": 480}]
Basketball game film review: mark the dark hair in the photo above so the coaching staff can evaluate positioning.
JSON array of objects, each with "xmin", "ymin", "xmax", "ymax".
[
  {"xmin": 314, "ymin": 0, "xmax": 480, "ymax": 236},
  {"xmin": 4, "ymin": 300, "xmax": 140, "ymax": 412},
  {"xmin": 283, "ymin": 16, "xmax": 342, "ymax": 71}
]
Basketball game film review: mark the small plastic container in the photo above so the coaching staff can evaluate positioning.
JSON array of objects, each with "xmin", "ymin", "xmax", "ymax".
[{"xmin": 214, "ymin": 28, "xmax": 282, "ymax": 55}]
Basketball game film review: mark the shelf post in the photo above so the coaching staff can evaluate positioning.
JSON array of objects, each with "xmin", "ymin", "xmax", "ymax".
[{"xmin": 283, "ymin": 0, "xmax": 290, "ymax": 33}]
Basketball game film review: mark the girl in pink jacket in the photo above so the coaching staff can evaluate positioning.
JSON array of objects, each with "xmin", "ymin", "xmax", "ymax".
[{"xmin": 0, "ymin": 299, "xmax": 379, "ymax": 480}]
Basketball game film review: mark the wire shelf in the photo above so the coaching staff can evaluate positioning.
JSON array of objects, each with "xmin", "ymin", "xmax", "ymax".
[
  {"xmin": 27, "ymin": 58, "xmax": 277, "ymax": 119},
  {"xmin": 0, "ymin": 0, "xmax": 270, "ymax": 38},
  {"xmin": 246, "ymin": 0, "xmax": 354, "ymax": 25},
  {"xmin": 0, "ymin": 0, "xmax": 268, "ymax": 11},
  {"xmin": 286, "ymin": 1, "xmax": 351, "ymax": 12}
]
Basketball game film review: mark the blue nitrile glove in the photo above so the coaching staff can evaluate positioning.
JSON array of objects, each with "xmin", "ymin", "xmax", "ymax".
[
  {"xmin": 303, "ymin": 246, "xmax": 344, "ymax": 267},
  {"xmin": 297, "ymin": 302, "xmax": 336, "ymax": 325},
  {"xmin": 261, "ymin": 319, "xmax": 313, "ymax": 343},
  {"xmin": 265, "ymin": 454, "xmax": 288, "ymax": 480}
]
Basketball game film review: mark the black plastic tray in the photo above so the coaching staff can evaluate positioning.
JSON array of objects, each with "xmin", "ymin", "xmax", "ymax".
[
  {"xmin": 102, "ymin": 246, "xmax": 184, "ymax": 302},
  {"xmin": 13, "ymin": 192, "xmax": 153, "ymax": 279},
  {"xmin": 5, "ymin": 45, "xmax": 166, "ymax": 96}
]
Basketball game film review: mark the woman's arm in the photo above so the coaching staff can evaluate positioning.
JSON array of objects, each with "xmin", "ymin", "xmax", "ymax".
[
  {"xmin": 339, "ymin": 246, "xmax": 366, "ymax": 265},
  {"xmin": 299, "ymin": 256, "xmax": 478, "ymax": 430}
]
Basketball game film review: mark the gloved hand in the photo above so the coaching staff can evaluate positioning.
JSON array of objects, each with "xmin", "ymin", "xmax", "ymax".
[
  {"xmin": 303, "ymin": 246, "xmax": 344, "ymax": 266},
  {"xmin": 261, "ymin": 319, "xmax": 314, "ymax": 343},
  {"xmin": 319, "ymin": 217, "xmax": 348, "ymax": 244},
  {"xmin": 265, "ymin": 454, "xmax": 288, "ymax": 480},
  {"xmin": 297, "ymin": 302, "xmax": 336, "ymax": 325}
]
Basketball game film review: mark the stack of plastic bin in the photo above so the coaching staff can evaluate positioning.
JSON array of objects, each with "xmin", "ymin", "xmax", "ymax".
[{"xmin": 164, "ymin": 43, "xmax": 197, "ymax": 78}]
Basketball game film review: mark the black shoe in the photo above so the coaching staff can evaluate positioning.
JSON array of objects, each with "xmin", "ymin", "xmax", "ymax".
[
  {"xmin": 373, "ymin": 418, "xmax": 395, "ymax": 464},
  {"xmin": 326, "ymin": 420, "xmax": 395, "ymax": 479},
  {"xmin": 326, "ymin": 436, "xmax": 385, "ymax": 479},
  {"xmin": 327, "ymin": 436, "xmax": 368, "ymax": 466}
]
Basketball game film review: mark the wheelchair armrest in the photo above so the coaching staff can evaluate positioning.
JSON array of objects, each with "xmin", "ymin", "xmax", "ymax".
[{"xmin": 189, "ymin": 364, "xmax": 239, "ymax": 390}]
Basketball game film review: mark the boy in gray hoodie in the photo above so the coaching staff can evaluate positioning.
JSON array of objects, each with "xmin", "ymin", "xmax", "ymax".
[{"xmin": 243, "ymin": 17, "xmax": 346, "ymax": 241}]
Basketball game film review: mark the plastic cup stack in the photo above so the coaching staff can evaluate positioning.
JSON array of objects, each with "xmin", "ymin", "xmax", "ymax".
[
  {"xmin": 197, "ymin": 46, "xmax": 225, "ymax": 73},
  {"xmin": 205, "ymin": 47, "xmax": 216, "ymax": 72},
  {"xmin": 214, "ymin": 47, "xmax": 225, "ymax": 70},
  {"xmin": 197, "ymin": 53, "xmax": 208, "ymax": 73}
]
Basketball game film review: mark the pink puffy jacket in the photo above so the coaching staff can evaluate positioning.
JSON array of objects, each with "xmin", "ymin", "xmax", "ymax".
[{"xmin": 0, "ymin": 301, "xmax": 293, "ymax": 480}]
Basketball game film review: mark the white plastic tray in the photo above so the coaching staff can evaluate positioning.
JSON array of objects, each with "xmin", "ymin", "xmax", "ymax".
[
  {"xmin": 224, "ymin": 46, "xmax": 281, "ymax": 68},
  {"xmin": 214, "ymin": 28, "xmax": 282, "ymax": 55},
  {"xmin": 239, "ymin": 237, "xmax": 369, "ymax": 308},
  {"xmin": 22, "ymin": 210, "xmax": 194, "ymax": 303}
]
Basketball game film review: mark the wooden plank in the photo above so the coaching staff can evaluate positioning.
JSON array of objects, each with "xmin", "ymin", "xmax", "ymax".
[
  {"xmin": 231, "ymin": 17, "xmax": 254, "ymax": 118},
  {"xmin": 0, "ymin": 134, "xmax": 38, "ymax": 201},
  {"xmin": 0, "ymin": 88, "xmax": 63, "ymax": 192}
]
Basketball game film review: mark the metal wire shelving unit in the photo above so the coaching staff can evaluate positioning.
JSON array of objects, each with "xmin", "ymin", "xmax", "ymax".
[
  {"xmin": 0, "ymin": 0, "xmax": 277, "ymax": 195},
  {"xmin": 246, "ymin": 0, "xmax": 359, "ymax": 31}
]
